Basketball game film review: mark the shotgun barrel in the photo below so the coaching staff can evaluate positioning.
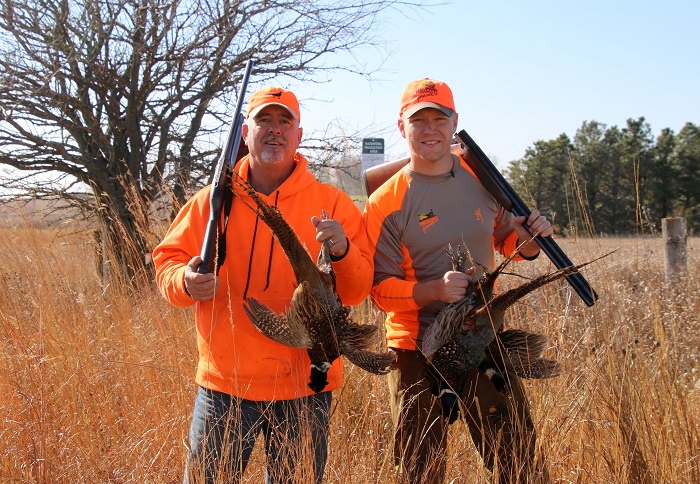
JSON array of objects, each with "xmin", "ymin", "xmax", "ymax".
[{"xmin": 197, "ymin": 59, "xmax": 254, "ymax": 274}]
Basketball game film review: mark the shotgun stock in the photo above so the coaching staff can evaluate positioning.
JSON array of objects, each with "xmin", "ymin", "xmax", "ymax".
[
  {"xmin": 454, "ymin": 129, "xmax": 598, "ymax": 307},
  {"xmin": 197, "ymin": 59, "xmax": 254, "ymax": 274},
  {"xmin": 362, "ymin": 144, "xmax": 465, "ymax": 197},
  {"xmin": 362, "ymin": 157, "xmax": 409, "ymax": 197}
]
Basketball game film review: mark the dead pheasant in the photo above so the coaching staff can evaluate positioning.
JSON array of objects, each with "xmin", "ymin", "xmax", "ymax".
[
  {"xmin": 231, "ymin": 174, "xmax": 396, "ymax": 393},
  {"xmin": 423, "ymin": 244, "xmax": 600, "ymax": 422}
]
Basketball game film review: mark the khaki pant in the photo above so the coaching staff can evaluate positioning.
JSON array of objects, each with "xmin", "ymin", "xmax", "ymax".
[{"xmin": 388, "ymin": 348, "xmax": 547, "ymax": 483}]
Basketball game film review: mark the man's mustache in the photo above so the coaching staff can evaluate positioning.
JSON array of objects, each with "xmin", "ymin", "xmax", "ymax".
[{"xmin": 263, "ymin": 136, "xmax": 285, "ymax": 145}]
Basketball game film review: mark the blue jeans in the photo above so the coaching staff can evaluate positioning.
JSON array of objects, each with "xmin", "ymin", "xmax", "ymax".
[{"xmin": 184, "ymin": 386, "xmax": 332, "ymax": 484}]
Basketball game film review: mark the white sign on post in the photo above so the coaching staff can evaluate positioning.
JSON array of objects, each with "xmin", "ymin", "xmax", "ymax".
[{"xmin": 361, "ymin": 138, "xmax": 385, "ymax": 173}]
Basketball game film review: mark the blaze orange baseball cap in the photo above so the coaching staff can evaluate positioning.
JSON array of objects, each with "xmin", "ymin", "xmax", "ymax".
[
  {"xmin": 246, "ymin": 86, "xmax": 301, "ymax": 121},
  {"xmin": 400, "ymin": 78, "xmax": 455, "ymax": 118}
]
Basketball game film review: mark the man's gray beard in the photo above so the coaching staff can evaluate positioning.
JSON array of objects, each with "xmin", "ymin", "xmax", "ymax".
[{"xmin": 259, "ymin": 148, "xmax": 284, "ymax": 165}]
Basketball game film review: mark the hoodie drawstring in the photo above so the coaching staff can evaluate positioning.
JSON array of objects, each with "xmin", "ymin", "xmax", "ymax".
[
  {"xmin": 242, "ymin": 216, "xmax": 260, "ymax": 301},
  {"xmin": 242, "ymin": 190, "xmax": 280, "ymax": 299},
  {"xmin": 263, "ymin": 191, "xmax": 280, "ymax": 290}
]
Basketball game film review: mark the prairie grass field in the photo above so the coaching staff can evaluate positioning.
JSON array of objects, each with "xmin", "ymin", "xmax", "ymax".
[{"xmin": 1, "ymin": 221, "xmax": 699, "ymax": 483}]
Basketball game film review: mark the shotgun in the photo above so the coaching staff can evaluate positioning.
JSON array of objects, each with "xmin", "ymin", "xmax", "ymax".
[
  {"xmin": 454, "ymin": 129, "xmax": 598, "ymax": 307},
  {"xmin": 197, "ymin": 59, "xmax": 254, "ymax": 274},
  {"xmin": 361, "ymin": 130, "xmax": 598, "ymax": 307}
]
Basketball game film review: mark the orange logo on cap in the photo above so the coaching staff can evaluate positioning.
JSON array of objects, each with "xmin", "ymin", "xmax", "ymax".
[{"xmin": 415, "ymin": 81, "xmax": 438, "ymax": 101}]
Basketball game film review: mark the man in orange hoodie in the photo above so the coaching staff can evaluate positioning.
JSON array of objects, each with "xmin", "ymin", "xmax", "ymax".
[
  {"xmin": 363, "ymin": 78, "xmax": 553, "ymax": 483},
  {"xmin": 153, "ymin": 87, "xmax": 373, "ymax": 483}
]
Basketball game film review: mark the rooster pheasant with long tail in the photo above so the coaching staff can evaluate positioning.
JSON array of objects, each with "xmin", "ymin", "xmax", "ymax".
[
  {"xmin": 232, "ymin": 174, "xmax": 396, "ymax": 393},
  {"xmin": 423, "ymin": 243, "xmax": 601, "ymax": 422}
]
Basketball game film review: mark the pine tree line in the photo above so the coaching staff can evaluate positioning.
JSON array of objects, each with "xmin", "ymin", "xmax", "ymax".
[{"xmin": 506, "ymin": 118, "xmax": 700, "ymax": 235}]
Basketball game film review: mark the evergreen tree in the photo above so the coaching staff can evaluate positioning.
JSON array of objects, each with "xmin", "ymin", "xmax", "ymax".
[
  {"xmin": 619, "ymin": 117, "xmax": 654, "ymax": 233},
  {"xmin": 672, "ymin": 123, "xmax": 700, "ymax": 231},
  {"xmin": 506, "ymin": 134, "xmax": 572, "ymax": 231},
  {"xmin": 572, "ymin": 121, "xmax": 609, "ymax": 235},
  {"xmin": 648, "ymin": 128, "xmax": 677, "ymax": 227}
]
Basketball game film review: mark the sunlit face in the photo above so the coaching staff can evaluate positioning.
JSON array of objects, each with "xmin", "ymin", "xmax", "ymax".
[
  {"xmin": 243, "ymin": 105, "xmax": 303, "ymax": 167},
  {"xmin": 398, "ymin": 107, "xmax": 458, "ymax": 165}
]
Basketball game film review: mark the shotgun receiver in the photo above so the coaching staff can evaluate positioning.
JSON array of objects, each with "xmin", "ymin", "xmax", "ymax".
[
  {"xmin": 453, "ymin": 129, "xmax": 598, "ymax": 307},
  {"xmin": 197, "ymin": 59, "xmax": 254, "ymax": 274}
]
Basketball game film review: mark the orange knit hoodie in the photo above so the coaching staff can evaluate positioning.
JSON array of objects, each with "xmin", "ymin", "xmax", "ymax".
[{"xmin": 153, "ymin": 153, "xmax": 373, "ymax": 400}]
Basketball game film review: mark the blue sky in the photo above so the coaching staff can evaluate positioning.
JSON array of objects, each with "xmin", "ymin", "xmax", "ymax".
[{"xmin": 283, "ymin": 1, "xmax": 699, "ymax": 167}]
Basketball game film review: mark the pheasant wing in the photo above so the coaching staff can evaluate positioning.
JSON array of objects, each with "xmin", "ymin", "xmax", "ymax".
[
  {"xmin": 340, "ymin": 343, "xmax": 397, "ymax": 375},
  {"xmin": 337, "ymin": 321, "xmax": 396, "ymax": 374},
  {"xmin": 423, "ymin": 295, "xmax": 475, "ymax": 357},
  {"xmin": 485, "ymin": 329, "xmax": 561, "ymax": 379},
  {"xmin": 338, "ymin": 321, "xmax": 379, "ymax": 349},
  {"xmin": 495, "ymin": 328, "xmax": 550, "ymax": 358},
  {"xmin": 244, "ymin": 297, "xmax": 312, "ymax": 348},
  {"xmin": 520, "ymin": 358, "xmax": 561, "ymax": 379}
]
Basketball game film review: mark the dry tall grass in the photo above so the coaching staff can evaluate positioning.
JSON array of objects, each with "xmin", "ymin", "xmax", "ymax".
[{"xmin": 1, "ymin": 221, "xmax": 698, "ymax": 483}]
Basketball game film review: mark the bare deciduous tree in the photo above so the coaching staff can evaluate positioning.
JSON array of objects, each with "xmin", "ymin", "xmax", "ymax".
[{"xmin": 0, "ymin": 0, "xmax": 422, "ymax": 282}]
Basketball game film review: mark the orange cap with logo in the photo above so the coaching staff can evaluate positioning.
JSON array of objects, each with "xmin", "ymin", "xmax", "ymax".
[
  {"xmin": 246, "ymin": 86, "xmax": 301, "ymax": 121},
  {"xmin": 400, "ymin": 78, "xmax": 456, "ymax": 118}
]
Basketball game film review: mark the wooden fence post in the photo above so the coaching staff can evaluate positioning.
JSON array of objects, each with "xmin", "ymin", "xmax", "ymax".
[{"xmin": 662, "ymin": 217, "xmax": 687, "ymax": 283}]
